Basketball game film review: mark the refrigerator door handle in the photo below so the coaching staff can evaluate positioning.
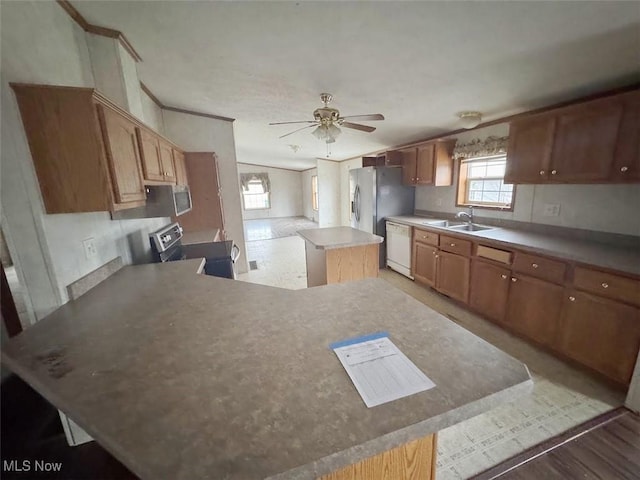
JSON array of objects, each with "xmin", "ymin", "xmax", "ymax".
[{"xmin": 353, "ymin": 185, "xmax": 360, "ymax": 222}]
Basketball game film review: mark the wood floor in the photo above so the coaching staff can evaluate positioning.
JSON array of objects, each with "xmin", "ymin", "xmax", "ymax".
[{"xmin": 478, "ymin": 409, "xmax": 640, "ymax": 480}]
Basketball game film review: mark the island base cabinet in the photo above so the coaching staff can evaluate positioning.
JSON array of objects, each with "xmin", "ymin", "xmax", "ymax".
[
  {"xmin": 305, "ymin": 242, "xmax": 379, "ymax": 287},
  {"xmin": 504, "ymin": 274, "xmax": 563, "ymax": 347},
  {"xmin": 319, "ymin": 433, "xmax": 437, "ymax": 480},
  {"xmin": 558, "ymin": 291, "xmax": 640, "ymax": 385},
  {"xmin": 470, "ymin": 260, "xmax": 510, "ymax": 322}
]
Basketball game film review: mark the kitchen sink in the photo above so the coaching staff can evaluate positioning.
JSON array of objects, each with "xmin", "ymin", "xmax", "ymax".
[
  {"xmin": 422, "ymin": 220, "xmax": 464, "ymax": 228},
  {"xmin": 447, "ymin": 223, "xmax": 494, "ymax": 232}
]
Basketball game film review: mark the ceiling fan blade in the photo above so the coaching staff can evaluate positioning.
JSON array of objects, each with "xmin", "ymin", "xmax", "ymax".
[
  {"xmin": 340, "ymin": 114, "xmax": 385, "ymax": 121},
  {"xmin": 279, "ymin": 124, "xmax": 317, "ymax": 139},
  {"xmin": 341, "ymin": 122, "xmax": 376, "ymax": 133},
  {"xmin": 269, "ymin": 120, "xmax": 317, "ymax": 125}
]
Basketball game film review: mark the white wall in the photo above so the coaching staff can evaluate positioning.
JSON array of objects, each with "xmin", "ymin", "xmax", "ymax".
[
  {"xmin": 237, "ymin": 164, "xmax": 303, "ymax": 220},
  {"xmin": 1, "ymin": 1, "xmax": 172, "ymax": 317},
  {"xmin": 339, "ymin": 158, "xmax": 363, "ymax": 226},
  {"xmin": 414, "ymin": 123, "xmax": 640, "ymax": 236},
  {"xmin": 317, "ymin": 160, "xmax": 341, "ymax": 227},
  {"xmin": 162, "ymin": 111, "xmax": 249, "ymax": 273},
  {"xmin": 301, "ymin": 168, "xmax": 318, "ymax": 222},
  {"xmin": 140, "ymin": 90, "xmax": 165, "ymax": 133}
]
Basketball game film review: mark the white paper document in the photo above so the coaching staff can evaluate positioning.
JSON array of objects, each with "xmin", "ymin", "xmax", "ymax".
[{"xmin": 331, "ymin": 333, "xmax": 436, "ymax": 408}]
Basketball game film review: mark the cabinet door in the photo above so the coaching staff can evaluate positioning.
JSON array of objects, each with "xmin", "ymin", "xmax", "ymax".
[
  {"xmin": 505, "ymin": 114, "xmax": 556, "ymax": 183},
  {"xmin": 159, "ymin": 140, "xmax": 177, "ymax": 182},
  {"xmin": 136, "ymin": 128, "xmax": 164, "ymax": 182},
  {"xmin": 559, "ymin": 290, "xmax": 640, "ymax": 385},
  {"xmin": 98, "ymin": 106, "xmax": 146, "ymax": 204},
  {"xmin": 402, "ymin": 149, "xmax": 417, "ymax": 185},
  {"xmin": 416, "ymin": 144, "xmax": 435, "ymax": 185},
  {"xmin": 433, "ymin": 141, "xmax": 454, "ymax": 186},
  {"xmin": 173, "ymin": 149, "xmax": 188, "ymax": 186},
  {"xmin": 505, "ymin": 274, "xmax": 564, "ymax": 347},
  {"xmin": 436, "ymin": 251, "xmax": 470, "ymax": 303},
  {"xmin": 412, "ymin": 242, "xmax": 437, "ymax": 287},
  {"xmin": 611, "ymin": 90, "xmax": 640, "ymax": 181},
  {"xmin": 550, "ymin": 97, "xmax": 623, "ymax": 181},
  {"xmin": 470, "ymin": 260, "xmax": 510, "ymax": 322}
]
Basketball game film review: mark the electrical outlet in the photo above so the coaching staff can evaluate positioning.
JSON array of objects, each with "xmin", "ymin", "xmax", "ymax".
[
  {"xmin": 82, "ymin": 237, "xmax": 97, "ymax": 259},
  {"xmin": 543, "ymin": 203, "xmax": 561, "ymax": 217}
]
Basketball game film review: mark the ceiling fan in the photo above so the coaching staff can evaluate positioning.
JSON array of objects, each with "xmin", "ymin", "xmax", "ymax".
[{"xmin": 269, "ymin": 93, "xmax": 384, "ymax": 144}]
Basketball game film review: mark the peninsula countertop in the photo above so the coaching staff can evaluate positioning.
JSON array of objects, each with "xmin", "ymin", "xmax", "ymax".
[
  {"xmin": 387, "ymin": 215, "xmax": 640, "ymax": 277},
  {"xmin": 1, "ymin": 260, "xmax": 532, "ymax": 480},
  {"xmin": 298, "ymin": 226, "xmax": 383, "ymax": 250}
]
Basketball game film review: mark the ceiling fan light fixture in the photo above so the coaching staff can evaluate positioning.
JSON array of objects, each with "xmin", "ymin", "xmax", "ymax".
[
  {"xmin": 312, "ymin": 124, "xmax": 342, "ymax": 143},
  {"xmin": 458, "ymin": 111, "xmax": 482, "ymax": 129}
]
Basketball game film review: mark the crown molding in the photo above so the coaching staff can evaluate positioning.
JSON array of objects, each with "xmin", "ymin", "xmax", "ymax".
[{"xmin": 57, "ymin": 0, "xmax": 142, "ymax": 62}]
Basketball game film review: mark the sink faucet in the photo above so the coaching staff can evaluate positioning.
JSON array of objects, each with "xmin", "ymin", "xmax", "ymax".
[{"xmin": 456, "ymin": 206, "xmax": 474, "ymax": 225}]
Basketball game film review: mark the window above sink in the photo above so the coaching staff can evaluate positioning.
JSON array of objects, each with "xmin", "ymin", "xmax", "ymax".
[{"xmin": 456, "ymin": 155, "xmax": 515, "ymax": 211}]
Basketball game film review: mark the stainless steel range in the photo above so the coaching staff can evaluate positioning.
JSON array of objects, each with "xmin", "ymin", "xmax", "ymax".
[{"xmin": 149, "ymin": 222, "xmax": 185, "ymax": 263}]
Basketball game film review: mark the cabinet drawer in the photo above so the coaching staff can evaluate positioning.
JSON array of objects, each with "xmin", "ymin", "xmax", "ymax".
[
  {"xmin": 413, "ymin": 228, "xmax": 439, "ymax": 246},
  {"xmin": 573, "ymin": 267, "xmax": 640, "ymax": 307},
  {"xmin": 513, "ymin": 252, "xmax": 566, "ymax": 284},
  {"xmin": 476, "ymin": 245, "xmax": 513, "ymax": 265},
  {"xmin": 439, "ymin": 235, "xmax": 472, "ymax": 257}
]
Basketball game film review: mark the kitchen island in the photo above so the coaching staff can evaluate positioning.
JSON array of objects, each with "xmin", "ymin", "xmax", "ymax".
[
  {"xmin": 298, "ymin": 226, "xmax": 384, "ymax": 287},
  {"xmin": 2, "ymin": 260, "xmax": 532, "ymax": 480}
]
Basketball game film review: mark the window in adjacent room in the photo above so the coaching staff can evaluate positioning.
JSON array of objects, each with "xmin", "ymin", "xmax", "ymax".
[
  {"xmin": 456, "ymin": 155, "xmax": 514, "ymax": 209},
  {"xmin": 241, "ymin": 174, "xmax": 270, "ymax": 210},
  {"xmin": 312, "ymin": 175, "xmax": 318, "ymax": 211}
]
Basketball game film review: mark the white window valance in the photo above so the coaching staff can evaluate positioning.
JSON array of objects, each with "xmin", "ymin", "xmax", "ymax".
[
  {"xmin": 240, "ymin": 173, "xmax": 270, "ymax": 192},
  {"xmin": 453, "ymin": 136, "xmax": 509, "ymax": 161}
]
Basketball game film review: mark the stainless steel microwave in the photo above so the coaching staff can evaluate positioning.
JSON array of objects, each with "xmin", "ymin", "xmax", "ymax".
[{"xmin": 111, "ymin": 185, "xmax": 192, "ymax": 219}]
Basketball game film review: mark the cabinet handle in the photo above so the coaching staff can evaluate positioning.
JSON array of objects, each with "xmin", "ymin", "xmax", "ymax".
[
  {"xmin": 601, "ymin": 282, "xmax": 609, "ymax": 289},
  {"xmin": 450, "ymin": 243, "xmax": 456, "ymax": 247},
  {"xmin": 531, "ymin": 263, "xmax": 539, "ymax": 269},
  {"xmin": 416, "ymin": 177, "xmax": 420, "ymax": 181},
  {"xmin": 620, "ymin": 166, "xmax": 628, "ymax": 172},
  {"xmin": 551, "ymin": 170, "xmax": 557, "ymax": 175},
  {"xmin": 501, "ymin": 274, "xmax": 507, "ymax": 279},
  {"xmin": 422, "ymin": 235, "xmax": 427, "ymax": 239},
  {"xmin": 432, "ymin": 250, "xmax": 436, "ymax": 255},
  {"xmin": 569, "ymin": 296, "xmax": 576, "ymax": 302},
  {"xmin": 435, "ymin": 254, "xmax": 439, "ymax": 258},
  {"xmin": 511, "ymin": 277, "xmax": 518, "ymax": 282},
  {"xmin": 539, "ymin": 170, "xmax": 545, "ymax": 175}
]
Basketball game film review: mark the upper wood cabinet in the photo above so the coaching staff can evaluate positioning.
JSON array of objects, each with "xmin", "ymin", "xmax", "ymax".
[
  {"xmin": 504, "ymin": 113, "xmax": 556, "ymax": 183},
  {"xmin": 173, "ymin": 149, "xmax": 188, "ymax": 186},
  {"xmin": 611, "ymin": 90, "xmax": 640, "ymax": 181},
  {"xmin": 11, "ymin": 84, "xmax": 186, "ymax": 214},
  {"xmin": 402, "ymin": 140, "xmax": 455, "ymax": 186},
  {"xmin": 137, "ymin": 128, "xmax": 178, "ymax": 184},
  {"xmin": 97, "ymin": 106, "xmax": 146, "ymax": 205},
  {"xmin": 505, "ymin": 89, "xmax": 639, "ymax": 184},
  {"xmin": 362, "ymin": 151, "xmax": 403, "ymax": 167}
]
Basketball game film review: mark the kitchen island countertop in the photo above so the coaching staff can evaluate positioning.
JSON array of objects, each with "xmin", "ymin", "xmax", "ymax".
[
  {"xmin": 2, "ymin": 259, "xmax": 532, "ymax": 480},
  {"xmin": 297, "ymin": 226, "xmax": 383, "ymax": 249}
]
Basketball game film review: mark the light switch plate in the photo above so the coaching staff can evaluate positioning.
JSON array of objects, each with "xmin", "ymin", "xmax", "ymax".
[
  {"xmin": 82, "ymin": 237, "xmax": 97, "ymax": 259},
  {"xmin": 543, "ymin": 203, "xmax": 561, "ymax": 217}
]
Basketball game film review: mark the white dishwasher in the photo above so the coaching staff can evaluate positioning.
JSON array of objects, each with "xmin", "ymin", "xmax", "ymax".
[{"xmin": 386, "ymin": 221, "xmax": 413, "ymax": 279}]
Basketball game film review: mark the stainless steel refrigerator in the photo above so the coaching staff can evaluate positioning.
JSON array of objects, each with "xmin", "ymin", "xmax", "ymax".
[{"xmin": 350, "ymin": 166, "xmax": 415, "ymax": 267}]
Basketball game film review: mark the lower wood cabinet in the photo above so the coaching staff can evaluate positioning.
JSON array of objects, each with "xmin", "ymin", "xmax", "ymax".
[
  {"xmin": 413, "ymin": 242, "xmax": 437, "ymax": 287},
  {"xmin": 558, "ymin": 290, "xmax": 640, "ymax": 385},
  {"xmin": 436, "ymin": 251, "xmax": 470, "ymax": 303},
  {"xmin": 470, "ymin": 260, "xmax": 510, "ymax": 322},
  {"xmin": 504, "ymin": 274, "xmax": 564, "ymax": 347}
]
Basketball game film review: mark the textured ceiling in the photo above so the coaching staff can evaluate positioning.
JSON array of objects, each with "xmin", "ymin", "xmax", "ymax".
[{"xmin": 72, "ymin": 1, "xmax": 640, "ymax": 170}]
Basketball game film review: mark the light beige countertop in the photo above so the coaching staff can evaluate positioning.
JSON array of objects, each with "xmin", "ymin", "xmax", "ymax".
[
  {"xmin": 386, "ymin": 215, "xmax": 640, "ymax": 277},
  {"xmin": 181, "ymin": 228, "xmax": 221, "ymax": 245},
  {"xmin": 298, "ymin": 226, "xmax": 383, "ymax": 250},
  {"xmin": 2, "ymin": 260, "xmax": 531, "ymax": 480}
]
